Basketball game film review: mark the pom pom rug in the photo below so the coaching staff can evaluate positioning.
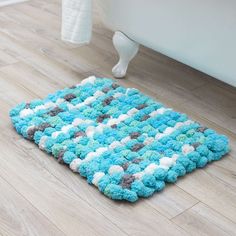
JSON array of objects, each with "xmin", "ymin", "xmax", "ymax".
[{"xmin": 10, "ymin": 76, "xmax": 230, "ymax": 202}]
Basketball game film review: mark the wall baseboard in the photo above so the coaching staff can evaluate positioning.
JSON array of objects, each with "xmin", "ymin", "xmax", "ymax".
[{"xmin": 0, "ymin": 0, "xmax": 28, "ymax": 7}]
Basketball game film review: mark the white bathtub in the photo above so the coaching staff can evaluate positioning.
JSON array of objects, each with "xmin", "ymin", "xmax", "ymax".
[{"xmin": 97, "ymin": 0, "xmax": 236, "ymax": 87}]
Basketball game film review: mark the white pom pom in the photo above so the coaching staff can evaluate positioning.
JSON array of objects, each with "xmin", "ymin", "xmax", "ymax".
[
  {"xmin": 67, "ymin": 103, "xmax": 75, "ymax": 110},
  {"xmin": 56, "ymin": 98, "xmax": 65, "ymax": 104},
  {"xmin": 96, "ymin": 147, "xmax": 107, "ymax": 155},
  {"xmin": 107, "ymin": 119, "xmax": 118, "ymax": 126},
  {"xmin": 155, "ymin": 133, "xmax": 165, "ymax": 140},
  {"xmin": 182, "ymin": 144, "xmax": 194, "ymax": 155},
  {"xmin": 86, "ymin": 126, "xmax": 96, "ymax": 137},
  {"xmin": 185, "ymin": 120, "xmax": 194, "ymax": 125},
  {"xmin": 118, "ymin": 114, "xmax": 129, "ymax": 121},
  {"xmin": 175, "ymin": 122, "xmax": 183, "ymax": 128},
  {"xmin": 84, "ymin": 152, "xmax": 97, "ymax": 162},
  {"xmin": 34, "ymin": 105, "xmax": 45, "ymax": 112},
  {"xmin": 72, "ymin": 118, "xmax": 83, "ymax": 126},
  {"xmin": 27, "ymin": 125, "xmax": 35, "ymax": 132},
  {"xmin": 52, "ymin": 131, "xmax": 61, "ymax": 139},
  {"xmin": 108, "ymin": 165, "xmax": 124, "ymax": 175},
  {"xmin": 164, "ymin": 127, "xmax": 174, "ymax": 135},
  {"xmin": 61, "ymin": 125, "xmax": 73, "ymax": 133},
  {"xmin": 127, "ymin": 108, "xmax": 138, "ymax": 116},
  {"xmin": 144, "ymin": 163, "xmax": 158, "ymax": 174},
  {"xmin": 159, "ymin": 157, "xmax": 176, "ymax": 168},
  {"xmin": 172, "ymin": 154, "xmax": 179, "ymax": 161},
  {"xmin": 39, "ymin": 136, "xmax": 47, "ymax": 150},
  {"xmin": 144, "ymin": 137, "xmax": 154, "ymax": 145},
  {"xmin": 92, "ymin": 172, "xmax": 105, "ymax": 186},
  {"xmin": 84, "ymin": 96, "xmax": 96, "ymax": 105},
  {"xmin": 44, "ymin": 102, "xmax": 55, "ymax": 109},
  {"xmin": 157, "ymin": 107, "xmax": 167, "ymax": 114},
  {"xmin": 109, "ymin": 141, "xmax": 121, "ymax": 149},
  {"xmin": 80, "ymin": 76, "xmax": 96, "ymax": 85},
  {"xmin": 75, "ymin": 103, "xmax": 84, "ymax": 109},
  {"xmin": 20, "ymin": 109, "xmax": 34, "ymax": 118},
  {"xmin": 73, "ymin": 137, "xmax": 82, "ymax": 143},
  {"xmin": 133, "ymin": 172, "xmax": 144, "ymax": 180},
  {"xmin": 113, "ymin": 92, "xmax": 123, "ymax": 98},
  {"xmin": 70, "ymin": 158, "xmax": 82, "ymax": 172},
  {"xmin": 94, "ymin": 90, "xmax": 104, "ymax": 97},
  {"xmin": 120, "ymin": 136, "xmax": 131, "ymax": 144}
]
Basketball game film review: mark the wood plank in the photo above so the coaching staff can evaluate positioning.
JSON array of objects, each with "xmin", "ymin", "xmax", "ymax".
[
  {"xmin": 146, "ymin": 185, "xmax": 199, "ymax": 219},
  {"xmin": 0, "ymin": 176, "xmax": 64, "ymax": 236},
  {"xmin": 176, "ymin": 167, "xmax": 236, "ymax": 223},
  {"xmin": 182, "ymin": 84, "xmax": 236, "ymax": 133},
  {"xmin": 172, "ymin": 202, "xmax": 236, "ymax": 236},
  {"xmin": 0, "ymin": 135, "xmax": 126, "ymax": 236},
  {"xmin": 0, "ymin": 62, "xmax": 63, "ymax": 98},
  {"xmin": 0, "ymin": 32, "xmax": 84, "ymax": 86},
  {"xmin": 0, "ymin": 49, "xmax": 18, "ymax": 67}
]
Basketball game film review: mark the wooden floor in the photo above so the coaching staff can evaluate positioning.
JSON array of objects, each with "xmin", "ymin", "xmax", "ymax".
[{"xmin": 0, "ymin": 1, "xmax": 236, "ymax": 235}]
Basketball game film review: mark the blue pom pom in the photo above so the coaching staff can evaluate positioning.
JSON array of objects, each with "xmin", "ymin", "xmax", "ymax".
[
  {"xmin": 45, "ymin": 138, "xmax": 55, "ymax": 153},
  {"xmin": 63, "ymin": 151, "xmax": 76, "ymax": 164},
  {"xmin": 33, "ymin": 131, "xmax": 44, "ymax": 144},
  {"xmin": 142, "ymin": 174, "xmax": 156, "ymax": 188},
  {"xmin": 171, "ymin": 163, "xmax": 186, "ymax": 176},
  {"xmin": 212, "ymin": 139, "xmax": 228, "ymax": 152},
  {"xmin": 78, "ymin": 162, "xmax": 89, "ymax": 177}
]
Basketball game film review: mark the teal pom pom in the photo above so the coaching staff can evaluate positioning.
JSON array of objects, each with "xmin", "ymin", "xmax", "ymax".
[
  {"xmin": 212, "ymin": 139, "xmax": 228, "ymax": 152},
  {"xmin": 196, "ymin": 145, "xmax": 209, "ymax": 156},
  {"xmin": 185, "ymin": 161, "xmax": 197, "ymax": 173},
  {"xmin": 126, "ymin": 164, "xmax": 141, "ymax": 174},
  {"xmin": 155, "ymin": 180, "xmax": 165, "ymax": 191},
  {"xmin": 165, "ymin": 170, "xmax": 178, "ymax": 183},
  {"xmin": 123, "ymin": 189, "xmax": 138, "ymax": 202},
  {"xmin": 98, "ymin": 175, "xmax": 111, "ymax": 192},
  {"xmin": 131, "ymin": 180, "xmax": 154, "ymax": 198},
  {"xmin": 187, "ymin": 151, "xmax": 200, "ymax": 163},
  {"xmin": 153, "ymin": 168, "xmax": 167, "ymax": 180},
  {"xmin": 196, "ymin": 156, "xmax": 208, "ymax": 168},
  {"xmin": 104, "ymin": 184, "xmax": 124, "ymax": 200}
]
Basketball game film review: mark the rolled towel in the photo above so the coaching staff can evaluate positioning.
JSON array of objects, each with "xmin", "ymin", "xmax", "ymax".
[{"xmin": 61, "ymin": 0, "xmax": 92, "ymax": 45}]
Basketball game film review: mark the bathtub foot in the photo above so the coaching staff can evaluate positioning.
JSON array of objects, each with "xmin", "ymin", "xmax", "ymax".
[{"xmin": 112, "ymin": 31, "xmax": 139, "ymax": 78}]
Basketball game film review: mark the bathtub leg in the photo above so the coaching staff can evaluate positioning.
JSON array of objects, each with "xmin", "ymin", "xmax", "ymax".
[{"xmin": 112, "ymin": 31, "xmax": 139, "ymax": 78}]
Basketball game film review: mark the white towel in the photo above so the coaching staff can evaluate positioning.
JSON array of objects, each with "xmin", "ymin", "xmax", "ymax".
[{"xmin": 61, "ymin": 0, "xmax": 92, "ymax": 45}]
